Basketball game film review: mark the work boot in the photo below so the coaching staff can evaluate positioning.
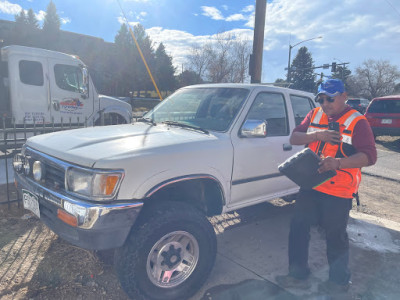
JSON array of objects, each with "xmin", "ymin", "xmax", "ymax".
[
  {"xmin": 275, "ymin": 274, "xmax": 311, "ymax": 289},
  {"xmin": 318, "ymin": 279, "xmax": 350, "ymax": 295}
]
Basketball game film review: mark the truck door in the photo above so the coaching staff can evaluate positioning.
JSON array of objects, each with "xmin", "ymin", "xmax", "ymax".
[
  {"xmin": 47, "ymin": 58, "xmax": 93, "ymax": 124},
  {"xmin": 229, "ymin": 90, "xmax": 303, "ymax": 207},
  {"xmin": 11, "ymin": 57, "xmax": 49, "ymax": 124}
]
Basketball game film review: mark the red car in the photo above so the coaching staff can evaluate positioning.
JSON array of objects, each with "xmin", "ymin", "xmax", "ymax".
[{"xmin": 364, "ymin": 95, "xmax": 400, "ymax": 137}]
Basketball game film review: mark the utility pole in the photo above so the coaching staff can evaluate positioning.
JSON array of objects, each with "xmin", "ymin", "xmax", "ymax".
[{"xmin": 249, "ymin": 0, "xmax": 267, "ymax": 83}]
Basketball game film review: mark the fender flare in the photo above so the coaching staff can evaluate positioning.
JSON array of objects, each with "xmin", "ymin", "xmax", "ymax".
[
  {"xmin": 145, "ymin": 174, "xmax": 226, "ymax": 206},
  {"xmin": 94, "ymin": 106, "xmax": 132, "ymax": 124}
]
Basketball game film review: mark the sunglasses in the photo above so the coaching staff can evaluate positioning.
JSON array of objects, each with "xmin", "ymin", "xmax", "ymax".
[{"xmin": 316, "ymin": 96, "xmax": 336, "ymax": 104}]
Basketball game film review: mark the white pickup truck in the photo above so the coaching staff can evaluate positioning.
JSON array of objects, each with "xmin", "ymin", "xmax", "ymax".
[
  {"xmin": 0, "ymin": 45, "xmax": 132, "ymax": 126},
  {"xmin": 13, "ymin": 83, "xmax": 316, "ymax": 300}
]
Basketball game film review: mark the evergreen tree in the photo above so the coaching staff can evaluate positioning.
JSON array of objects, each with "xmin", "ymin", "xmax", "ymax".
[
  {"xmin": 12, "ymin": 10, "xmax": 28, "ymax": 45},
  {"xmin": 27, "ymin": 9, "xmax": 39, "ymax": 29},
  {"xmin": 114, "ymin": 23, "xmax": 135, "ymax": 95},
  {"xmin": 15, "ymin": 10, "xmax": 28, "ymax": 25},
  {"xmin": 177, "ymin": 70, "xmax": 203, "ymax": 88},
  {"xmin": 42, "ymin": 1, "xmax": 61, "ymax": 34},
  {"xmin": 114, "ymin": 23, "xmax": 132, "ymax": 49},
  {"xmin": 132, "ymin": 24, "xmax": 156, "ymax": 94},
  {"xmin": 154, "ymin": 43, "xmax": 176, "ymax": 92},
  {"xmin": 290, "ymin": 46, "xmax": 316, "ymax": 93}
]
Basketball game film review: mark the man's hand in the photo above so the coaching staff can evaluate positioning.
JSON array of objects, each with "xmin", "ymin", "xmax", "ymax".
[
  {"xmin": 318, "ymin": 156, "xmax": 340, "ymax": 173},
  {"xmin": 317, "ymin": 130, "xmax": 342, "ymax": 145}
]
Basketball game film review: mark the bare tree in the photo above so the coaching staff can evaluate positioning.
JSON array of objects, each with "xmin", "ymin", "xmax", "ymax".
[
  {"xmin": 349, "ymin": 59, "xmax": 400, "ymax": 99},
  {"xmin": 185, "ymin": 33, "xmax": 251, "ymax": 83},
  {"xmin": 207, "ymin": 33, "xmax": 234, "ymax": 83},
  {"xmin": 230, "ymin": 37, "xmax": 252, "ymax": 83},
  {"xmin": 186, "ymin": 43, "xmax": 212, "ymax": 79}
]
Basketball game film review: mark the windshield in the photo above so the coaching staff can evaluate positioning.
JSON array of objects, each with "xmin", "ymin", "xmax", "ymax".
[
  {"xmin": 144, "ymin": 87, "xmax": 249, "ymax": 132},
  {"xmin": 368, "ymin": 99, "xmax": 400, "ymax": 113},
  {"xmin": 347, "ymin": 99, "xmax": 360, "ymax": 105}
]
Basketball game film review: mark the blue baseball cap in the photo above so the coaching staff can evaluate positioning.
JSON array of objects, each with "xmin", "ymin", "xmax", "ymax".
[{"xmin": 317, "ymin": 79, "xmax": 345, "ymax": 97}]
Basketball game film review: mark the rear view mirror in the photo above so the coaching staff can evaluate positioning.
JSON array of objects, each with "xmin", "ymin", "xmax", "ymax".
[
  {"xmin": 240, "ymin": 119, "xmax": 267, "ymax": 137},
  {"xmin": 81, "ymin": 66, "xmax": 89, "ymax": 99}
]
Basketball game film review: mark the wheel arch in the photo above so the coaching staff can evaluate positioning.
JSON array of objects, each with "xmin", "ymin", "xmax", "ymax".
[
  {"xmin": 143, "ymin": 175, "xmax": 225, "ymax": 217},
  {"xmin": 94, "ymin": 106, "xmax": 132, "ymax": 125}
]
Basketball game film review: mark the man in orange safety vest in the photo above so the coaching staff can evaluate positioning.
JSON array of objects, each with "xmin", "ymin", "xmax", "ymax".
[{"xmin": 276, "ymin": 79, "xmax": 377, "ymax": 295}]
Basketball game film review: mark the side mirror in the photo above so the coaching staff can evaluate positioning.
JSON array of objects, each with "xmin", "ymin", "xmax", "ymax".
[
  {"xmin": 81, "ymin": 66, "xmax": 89, "ymax": 99},
  {"xmin": 240, "ymin": 119, "xmax": 267, "ymax": 137}
]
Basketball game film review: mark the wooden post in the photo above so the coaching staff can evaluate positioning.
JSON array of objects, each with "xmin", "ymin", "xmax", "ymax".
[{"xmin": 250, "ymin": 0, "xmax": 267, "ymax": 83}]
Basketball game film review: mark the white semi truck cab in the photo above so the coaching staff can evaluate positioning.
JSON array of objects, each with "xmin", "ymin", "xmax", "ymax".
[{"xmin": 0, "ymin": 45, "xmax": 132, "ymax": 126}]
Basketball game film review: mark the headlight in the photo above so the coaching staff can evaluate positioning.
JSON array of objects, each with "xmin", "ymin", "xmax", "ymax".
[
  {"xmin": 66, "ymin": 167, "xmax": 123, "ymax": 200},
  {"xmin": 13, "ymin": 154, "xmax": 24, "ymax": 173},
  {"xmin": 33, "ymin": 161, "xmax": 45, "ymax": 182}
]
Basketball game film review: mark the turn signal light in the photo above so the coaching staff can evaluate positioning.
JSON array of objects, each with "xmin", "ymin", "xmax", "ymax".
[{"xmin": 57, "ymin": 209, "xmax": 78, "ymax": 227}]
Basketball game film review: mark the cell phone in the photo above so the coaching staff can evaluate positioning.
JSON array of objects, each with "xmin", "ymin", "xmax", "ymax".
[
  {"xmin": 328, "ymin": 122, "xmax": 340, "ymax": 132},
  {"xmin": 328, "ymin": 122, "xmax": 341, "ymax": 144}
]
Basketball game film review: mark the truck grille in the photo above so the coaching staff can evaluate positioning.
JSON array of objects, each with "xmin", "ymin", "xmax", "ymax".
[
  {"xmin": 25, "ymin": 147, "xmax": 66, "ymax": 191},
  {"xmin": 43, "ymin": 163, "xmax": 65, "ymax": 190}
]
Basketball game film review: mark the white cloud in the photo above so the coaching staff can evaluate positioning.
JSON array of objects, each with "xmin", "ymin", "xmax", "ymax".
[
  {"xmin": 226, "ymin": 14, "xmax": 246, "ymax": 22},
  {"xmin": 200, "ymin": 5, "xmax": 253, "ymax": 26},
  {"xmin": 36, "ymin": 10, "xmax": 46, "ymax": 21},
  {"xmin": 242, "ymin": 5, "xmax": 254, "ymax": 13},
  {"xmin": 117, "ymin": 15, "xmax": 140, "ymax": 28},
  {"xmin": 0, "ymin": 0, "xmax": 22, "ymax": 15},
  {"xmin": 146, "ymin": 26, "xmax": 253, "ymax": 74},
  {"xmin": 123, "ymin": 0, "xmax": 149, "ymax": 2},
  {"xmin": 201, "ymin": 6, "xmax": 224, "ymax": 20},
  {"xmin": 137, "ymin": 11, "xmax": 147, "ymax": 21},
  {"xmin": 61, "ymin": 17, "xmax": 71, "ymax": 25}
]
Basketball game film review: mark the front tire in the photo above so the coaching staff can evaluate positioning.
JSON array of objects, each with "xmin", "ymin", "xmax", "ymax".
[{"xmin": 114, "ymin": 201, "xmax": 217, "ymax": 300}]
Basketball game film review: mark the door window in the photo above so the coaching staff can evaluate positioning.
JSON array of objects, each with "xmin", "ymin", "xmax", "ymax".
[
  {"xmin": 246, "ymin": 92, "xmax": 288, "ymax": 136},
  {"xmin": 54, "ymin": 64, "xmax": 83, "ymax": 93},
  {"xmin": 19, "ymin": 60, "xmax": 44, "ymax": 86},
  {"xmin": 290, "ymin": 95, "xmax": 314, "ymax": 126}
]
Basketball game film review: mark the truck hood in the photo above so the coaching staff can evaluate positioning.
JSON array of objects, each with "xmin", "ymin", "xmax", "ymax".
[
  {"xmin": 98, "ymin": 94, "xmax": 126, "ymax": 105},
  {"xmin": 26, "ymin": 123, "xmax": 220, "ymax": 168}
]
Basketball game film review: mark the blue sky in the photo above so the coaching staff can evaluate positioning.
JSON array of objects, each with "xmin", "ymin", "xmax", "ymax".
[{"xmin": 1, "ymin": 0, "xmax": 400, "ymax": 83}]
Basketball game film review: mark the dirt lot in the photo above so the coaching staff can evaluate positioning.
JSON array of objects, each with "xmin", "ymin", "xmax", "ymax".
[{"xmin": 0, "ymin": 136, "xmax": 399, "ymax": 300}]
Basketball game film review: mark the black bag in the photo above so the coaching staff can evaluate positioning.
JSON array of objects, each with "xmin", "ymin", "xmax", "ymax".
[{"xmin": 278, "ymin": 148, "xmax": 337, "ymax": 189}]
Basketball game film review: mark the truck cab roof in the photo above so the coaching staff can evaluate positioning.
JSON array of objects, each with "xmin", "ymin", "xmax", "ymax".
[{"xmin": 1, "ymin": 45, "xmax": 83, "ymax": 64}]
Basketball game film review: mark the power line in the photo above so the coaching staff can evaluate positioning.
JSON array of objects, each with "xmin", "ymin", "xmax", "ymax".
[{"xmin": 384, "ymin": 0, "xmax": 400, "ymax": 18}]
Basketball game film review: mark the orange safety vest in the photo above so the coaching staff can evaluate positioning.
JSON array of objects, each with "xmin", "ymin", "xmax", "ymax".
[{"xmin": 307, "ymin": 107, "xmax": 366, "ymax": 198}]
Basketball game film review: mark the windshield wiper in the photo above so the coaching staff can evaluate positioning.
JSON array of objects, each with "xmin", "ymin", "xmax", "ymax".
[
  {"xmin": 137, "ymin": 117, "xmax": 157, "ymax": 126},
  {"xmin": 162, "ymin": 121, "xmax": 209, "ymax": 134}
]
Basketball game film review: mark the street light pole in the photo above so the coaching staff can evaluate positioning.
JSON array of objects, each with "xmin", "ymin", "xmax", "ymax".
[{"xmin": 286, "ymin": 36, "xmax": 322, "ymax": 83}]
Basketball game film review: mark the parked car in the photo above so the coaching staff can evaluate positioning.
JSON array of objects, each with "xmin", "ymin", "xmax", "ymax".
[
  {"xmin": 364, "ymin": 95, "xmax": 400, "ymax": 137},
  {"xmin": 346, "ymin": 98, "xmax": 369, "ymax": 113}
]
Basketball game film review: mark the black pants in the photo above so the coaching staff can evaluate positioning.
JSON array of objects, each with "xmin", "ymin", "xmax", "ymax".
[{"xmin": 288, "ymin": 189, "xmax": 352, "ymax": 285}]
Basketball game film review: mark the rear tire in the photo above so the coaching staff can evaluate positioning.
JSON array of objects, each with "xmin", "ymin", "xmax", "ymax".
[{"xmin": 114, "ymin": 201, "xmax": 217, "ymax": 300}]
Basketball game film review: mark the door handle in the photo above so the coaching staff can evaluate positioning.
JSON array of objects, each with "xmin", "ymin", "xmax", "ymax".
[
  {"xmin": 283, "ymin": 143, "xmax": 292, "ymax": 151},
  {"xmin": 52, "ymin": 100, "xmax": 60, "ymax": 111}
]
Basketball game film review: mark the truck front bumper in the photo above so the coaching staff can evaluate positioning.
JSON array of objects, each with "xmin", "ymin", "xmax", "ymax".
[{"xmin": 15, "ymin": 172, "xmax": 143, "ymax": 250}]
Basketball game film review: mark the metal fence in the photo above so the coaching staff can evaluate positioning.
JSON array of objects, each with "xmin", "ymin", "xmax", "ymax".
[{"xmin": 0, "ymin": 114, "xmax": 126, "ymax": 207}]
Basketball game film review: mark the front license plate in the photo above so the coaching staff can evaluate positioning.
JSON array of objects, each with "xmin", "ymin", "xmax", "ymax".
[
  {"xmin": 22, "ymin": 189, "xmax": 40, "ymax": 218},
  {"xmin": 381, "ymin": 119, "xmax": 392, "ymax": 124}
]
